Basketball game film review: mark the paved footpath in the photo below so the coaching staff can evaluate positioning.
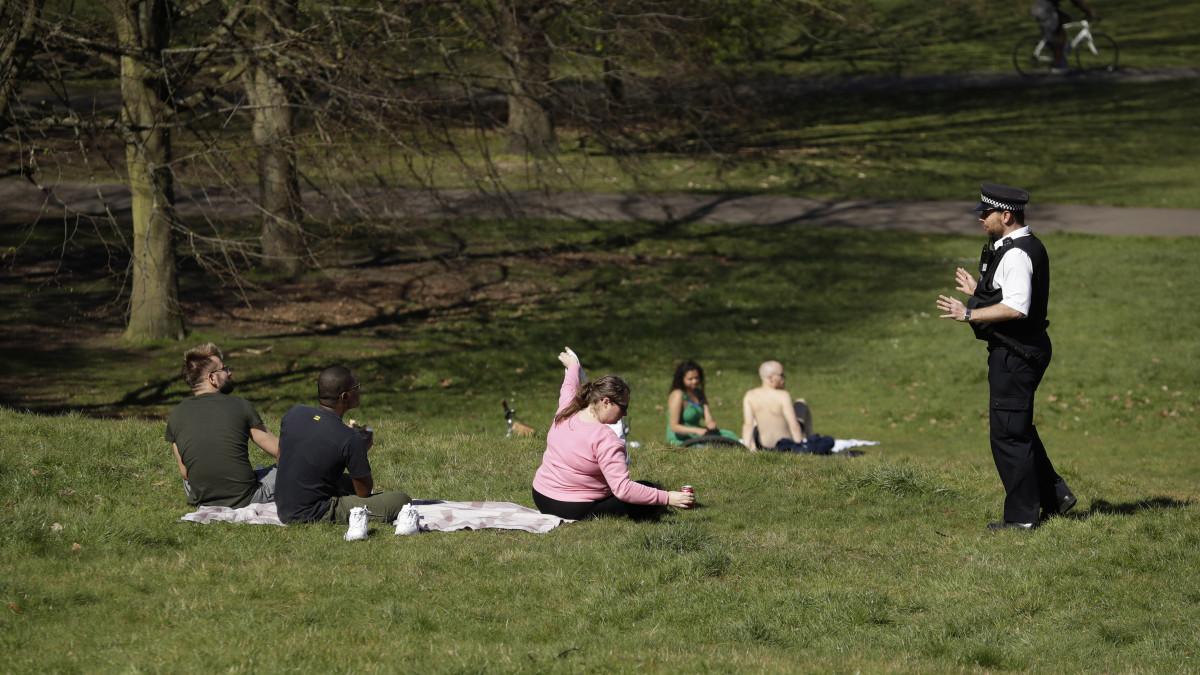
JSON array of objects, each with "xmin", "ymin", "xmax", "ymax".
[{"xmin": 1, "ymin": 179, "xmax": 1196, "ymax": 236}]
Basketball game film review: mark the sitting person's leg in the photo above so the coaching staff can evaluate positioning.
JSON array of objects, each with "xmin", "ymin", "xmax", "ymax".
[
  {"xmin": 249, "ymin": 465, "xmax": 278, "ymax": 504},
  {"xmin": 329, "ymin": 491, "xmax": 412, "ymax": 525},
  {"xmin": 587, "ymin": 495, "xmax": 666, "ymax": 521},
  {"xmin": 533, "ymin": 482, "xmax": 665, "ymax": 521},
  {"xmin": 772, "ymin": 437, "xmax": 806, "ymax": 453},
  {"xmin": 581, "ymin": 480, "xmax": 666, "ymax": 521},
  {"xmin": 532, "ymin": 488, "xmax": 596, "ymax": 521}
]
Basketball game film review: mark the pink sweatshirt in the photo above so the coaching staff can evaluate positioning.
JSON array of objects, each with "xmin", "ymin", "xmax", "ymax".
[{"xmin": 532, "ymin": 365, "xmax": 668, "ymax": 505}]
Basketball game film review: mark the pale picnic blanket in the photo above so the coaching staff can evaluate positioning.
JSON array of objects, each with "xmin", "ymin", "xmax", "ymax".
[
  {"xmin": 410, "ymin": 500, "xmax": 573, "ymax": 533},
  {"xmin": 180, "ymin": 502, "xmax": 286, "ymax": 526},
  {"xmin": 179, "ymin": 499, "xmax": 572, "ymax": 534},
  {"xmin": 833, "ymin": 439, "xmax": 879, "ymax": 453}
]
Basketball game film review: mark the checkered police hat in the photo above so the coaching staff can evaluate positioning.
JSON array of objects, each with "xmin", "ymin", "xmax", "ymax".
[{"xmin": 973, "ymin": 183, "xmax": 1030, "ymax": 212}]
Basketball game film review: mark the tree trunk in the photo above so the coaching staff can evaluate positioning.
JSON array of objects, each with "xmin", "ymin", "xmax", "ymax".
[
  {"xmin": 246, "ymin": 0, "xmax": 305, "ymax": 276},
  {"xmin": 107, "ymin": 0, "xmax": 184, "ymax": 341},
  {"xmin": 0, "ymin": 0, "xmax": 47, "ymax": 130},
  {"xmin": 498, "ymin": 2, "xmax": 556, "ymax": 157}
]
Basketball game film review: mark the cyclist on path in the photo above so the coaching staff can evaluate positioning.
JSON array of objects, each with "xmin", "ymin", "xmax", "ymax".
[{"xmin": 1032, "ymin": 0, "xmax": 1098, "ymax": 73}]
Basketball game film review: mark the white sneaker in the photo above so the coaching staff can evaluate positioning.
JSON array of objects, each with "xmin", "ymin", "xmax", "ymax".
[
  {"xmin": 394, "ymin": 503, "xmax": 420, "ymax": 536},
  {"xmin": 344, "ymin": 506, "xmax": 370, "ymax": 541}
]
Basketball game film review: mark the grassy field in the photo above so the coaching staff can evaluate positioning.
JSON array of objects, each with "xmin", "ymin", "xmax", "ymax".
[
  {"xmin": 3, "ymin": 220, "xmax": 1199, "ymax": 672},
  {"xmin": 784, "ymin": 0, "xmax": 1200, "ymax": 75},
  {"xmin": 3, "ymin": 0, "xmax": 1199, "ymax": 669}
]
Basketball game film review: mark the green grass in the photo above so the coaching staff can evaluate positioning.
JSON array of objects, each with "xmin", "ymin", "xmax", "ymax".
[
  {"xmin": 15, "ymin": 77, "xmax": 1200, "ymax": 212},
  {"xmin": 3, "ymin": 0, "xmax": 1199, "ymax": 666},
  {"xmin": 768, "ymin": 0, "xmax": 1200, "ymax": 75},
  {"xmin": 3, "ymin": 219, "xmax": 1199, "ymax": 671},
  {"xmin": 287, "ymin": 75, "xmax": 1200, "ymax": 208}
]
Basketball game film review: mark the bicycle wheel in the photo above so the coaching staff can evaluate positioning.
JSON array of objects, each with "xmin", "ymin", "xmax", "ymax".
[
  {"xmin": 1013, "ymin": 36, "xmax": 1054, "ymax": 76},
  {"xmin": 1075, "ymin": 33, "xmax": 1118, "ymax": 72}
]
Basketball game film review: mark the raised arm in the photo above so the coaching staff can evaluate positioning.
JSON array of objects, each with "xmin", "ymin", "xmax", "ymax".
[
  {"xmin": 558, "ymin": 347, "xmax": 580, "ymax": 370},
  {"xmin": 557, "ymin": 349, "xmax": 583, "ymax": 412}
]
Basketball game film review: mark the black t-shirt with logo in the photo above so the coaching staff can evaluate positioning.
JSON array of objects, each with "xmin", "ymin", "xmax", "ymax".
[{"xmin": 275, "ymin": 405, "xmax": 371, "ymax": 523}]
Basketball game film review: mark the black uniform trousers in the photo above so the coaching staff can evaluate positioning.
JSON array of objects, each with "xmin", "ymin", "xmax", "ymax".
[{"xmin": 986, "ymin": 333, "xmax": 1068, "ymax": 523}]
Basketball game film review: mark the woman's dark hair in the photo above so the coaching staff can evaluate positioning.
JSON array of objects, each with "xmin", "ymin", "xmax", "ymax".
[
  {"xmin": 554, "ymin": 374, "xmax": 630, "ymax": 426},
  {"xmin": 669, "ymin": 360, "xmax": 706, "ymax": 403}
]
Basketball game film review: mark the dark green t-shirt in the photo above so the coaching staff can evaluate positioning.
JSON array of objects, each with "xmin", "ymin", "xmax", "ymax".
[{"xmin": 165, "ymin": 394, "xmax": 264, "ymax": 507}]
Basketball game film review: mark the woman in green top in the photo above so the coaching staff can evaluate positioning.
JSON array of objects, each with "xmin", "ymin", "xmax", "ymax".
[{"xmin": 666, "ymin": 360, "xmax": 743, "ymax": 446}]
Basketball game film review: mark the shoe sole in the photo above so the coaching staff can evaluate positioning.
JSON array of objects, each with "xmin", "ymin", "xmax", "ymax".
[
  {"xmin": 987, "ymin": 522, "xmax": 1036, "ymax": 531},
  {"xmin": 1059, "ymin": 494, "xmax": 1077, "ymax": 515}
]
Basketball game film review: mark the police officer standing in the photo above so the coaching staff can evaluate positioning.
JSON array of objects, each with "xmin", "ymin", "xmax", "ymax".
[{"xmin": 936, "ymin": 183, "xmax": 1076, "ymax": 531}]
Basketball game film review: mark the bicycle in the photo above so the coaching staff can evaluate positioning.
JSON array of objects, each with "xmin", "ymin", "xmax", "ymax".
[{"xmin": 1012, "ymin": 19, "xmax": 1118, "ymax": 76}]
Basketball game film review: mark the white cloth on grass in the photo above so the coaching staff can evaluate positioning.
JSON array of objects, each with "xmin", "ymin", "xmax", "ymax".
[
  {"xmin": 179, "ymin": 499, "xmax": 573, "ymax": 533},
  {"xmin": 832, "ymin": 439, "xmax": 879, "ymax": 453}
]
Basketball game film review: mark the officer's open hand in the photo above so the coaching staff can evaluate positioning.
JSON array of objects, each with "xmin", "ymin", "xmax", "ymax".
[
  {"xmin": 954, "ymin": 267, "xmax": 977, "ymax": 295},
  {"xmin": 936, "ymin": 294, "xmax": 967, "ymax": 322}
]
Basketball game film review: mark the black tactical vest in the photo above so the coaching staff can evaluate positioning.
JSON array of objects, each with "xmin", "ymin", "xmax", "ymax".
[{"xmin": 967, "ymin": 233, "xmax": 1050, "ymax": 345}]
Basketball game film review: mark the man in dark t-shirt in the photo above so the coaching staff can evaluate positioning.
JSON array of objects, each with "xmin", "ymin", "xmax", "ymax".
[
  {"xmin": 165, "ymin": 343, "xmax": 280, "ymax": 507},
  {"xmin": 275, "ymin": 366, "xmax": 411, "ymax": 526}
]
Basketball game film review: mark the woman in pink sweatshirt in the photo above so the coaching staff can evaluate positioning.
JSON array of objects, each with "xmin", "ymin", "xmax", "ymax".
[{"xmin": 532, "ymin": 348, "xmax": 695, "ymax": 520}]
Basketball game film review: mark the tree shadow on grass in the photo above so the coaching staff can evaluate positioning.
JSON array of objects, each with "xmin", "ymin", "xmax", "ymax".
[{"xmin": 3, "ymin": 210, "xmax": 964, "ymax": 418}]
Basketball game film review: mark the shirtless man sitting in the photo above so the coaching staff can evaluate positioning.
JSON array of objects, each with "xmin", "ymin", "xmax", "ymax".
[{"xmin": 740, "ymin": 360, "xmax": 824, "ymax": 454}]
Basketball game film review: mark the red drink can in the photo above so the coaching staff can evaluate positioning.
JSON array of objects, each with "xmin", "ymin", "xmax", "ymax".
[{"xmin": 681, "ymin": 485, "xmax": 694, "ymax": 509}]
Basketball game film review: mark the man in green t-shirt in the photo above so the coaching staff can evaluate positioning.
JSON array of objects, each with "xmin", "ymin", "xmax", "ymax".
[{"xmin": 165, "ymin": 343, "xmax": 280, "ymax": 507}]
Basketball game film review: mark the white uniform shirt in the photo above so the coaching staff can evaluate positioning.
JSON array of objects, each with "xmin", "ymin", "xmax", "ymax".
[{"xmin": 989, "ymin": 227, "xmax": 1034, "ymax": 316}]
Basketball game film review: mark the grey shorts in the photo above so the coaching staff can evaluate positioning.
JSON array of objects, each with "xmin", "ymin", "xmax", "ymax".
[
  {"xmin": 182, "ymin": 464, "xmax": 278, "ymax": 504},
  {"xmin": 1032, "ymin": 0, "xmax": 1062, "ymax": 43},
  {"xmin": 250, "ymin": 465, "xmax": 278, "ymax": 503}
]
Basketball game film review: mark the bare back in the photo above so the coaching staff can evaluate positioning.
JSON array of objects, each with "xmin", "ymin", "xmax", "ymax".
[{"xmin": 742, "ymin": 387, "xmax": 802, "ymax": 449}]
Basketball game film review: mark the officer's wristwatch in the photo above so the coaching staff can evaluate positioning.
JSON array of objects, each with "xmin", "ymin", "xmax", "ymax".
[{"xmin": 963, "ymin": 308, "xmax": 972, "ymax": 322}]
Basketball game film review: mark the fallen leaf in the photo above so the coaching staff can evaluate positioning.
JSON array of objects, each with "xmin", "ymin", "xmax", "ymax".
[
  {"xmin": 29, "ymin": 469, "xmax": 40, "ymax": 476},
  {"xmin": 152, "ymin": 481, "xmax": 167, "ymax": 487},
  {"xmin": 71, "ymin": 542, "xmax": 82, "ymax": 552},
  {"xmin": 8, "ymin": 603, "xmax": 19, "ymax": 613},
  {"xmin": 50, "ymin": 523, "xmax": 63, "ymax": 532},
  {"xmin": 440, "ymin": 378, "xmax": 453, "ymax": 387},
  {"xmin": 59, "ymin": 488, "xmax": 75, "ymax": 496}
]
